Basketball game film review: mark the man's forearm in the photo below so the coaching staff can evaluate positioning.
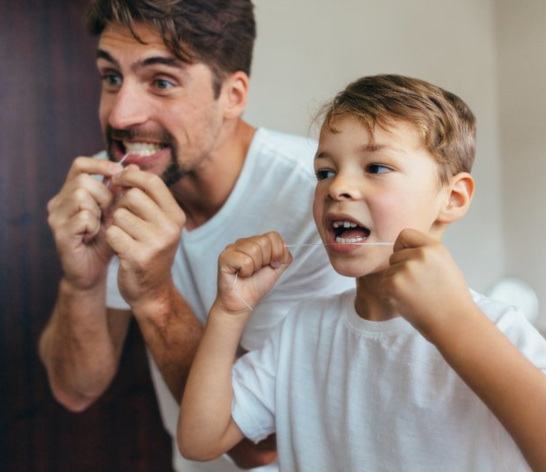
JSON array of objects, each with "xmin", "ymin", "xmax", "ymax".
[
  {"xmin": 39, "ymin": 278, "xmax": 124, "ymax": 411},
  {"xmin": 131, "ymin": 281, "xmax": 204, "ymax": 402}
]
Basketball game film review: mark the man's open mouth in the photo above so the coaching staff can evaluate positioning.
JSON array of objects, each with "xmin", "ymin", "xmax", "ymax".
[
  {"xmin": 330, "ymin": 219, "xmax": 371, "ymax": 244},
  {"xmin": 116, "ymin": 140, "xmax": 169, "ymax": 158}
]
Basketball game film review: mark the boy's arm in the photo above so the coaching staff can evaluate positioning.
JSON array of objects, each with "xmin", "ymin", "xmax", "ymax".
[
  {"xmin": 178, "ymin": 232, "xmax": 292, "ymax": 461},
  {"xmin": 384, "ymin": 229, "xmax": 546, "ymax": 472}
]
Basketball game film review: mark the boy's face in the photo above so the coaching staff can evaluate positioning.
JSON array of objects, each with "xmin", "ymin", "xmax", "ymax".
[{"xmin": 313, "ymin": 114, "xmax": 448, "ymax": 278}]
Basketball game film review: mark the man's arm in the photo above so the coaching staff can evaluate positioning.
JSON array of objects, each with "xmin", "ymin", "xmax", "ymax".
[
  {"xmin": 39, "ymin": 279, "xmax": 131, "ymax": 411},
  {"xmin": 40, "ymin": 156, "xmax": 129, "ymax": 411},
  {"xmin": 384, "ymin": 229, "xmax": 546, "ymax": 472}
]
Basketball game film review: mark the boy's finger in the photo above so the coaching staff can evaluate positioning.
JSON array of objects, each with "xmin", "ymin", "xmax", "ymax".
[{"xmin": 393, "ymin": 228, "xmax": 433, "ymax": 252}]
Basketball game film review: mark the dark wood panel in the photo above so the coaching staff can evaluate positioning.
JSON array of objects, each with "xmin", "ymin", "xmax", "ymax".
[{"xmin": 0, "ymin": 1, "xmax": 172, "ymax": 470}]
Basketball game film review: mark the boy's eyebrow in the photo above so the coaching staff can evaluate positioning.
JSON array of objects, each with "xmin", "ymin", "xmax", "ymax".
[
  {"xmin": 314, "ymin": 144, "xmax": 406, "ymax": 160},
  {"xmin": 96, "ymin": 48, "xmax": 185, "ymax": 71}
]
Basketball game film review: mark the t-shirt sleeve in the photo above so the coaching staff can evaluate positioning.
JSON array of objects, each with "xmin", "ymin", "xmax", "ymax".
[
  {"xmin": 106, "ymin": 257, "xmax": 130, "ymax": 310},
  {"xmin": 495, "ymin": 305, "xmax": 546, "ymax": 374},
  {"xmin": 231, "ymin": 322, "xmax": 283, "ymax": 443}
]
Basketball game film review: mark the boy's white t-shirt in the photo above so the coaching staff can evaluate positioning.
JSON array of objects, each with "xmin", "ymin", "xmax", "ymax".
[
  {"xmin": 232, "ymin": 289, "xmax": 546, "ymax": 472},
  {"xmin": 106, "ymin": 128, "xmax": 353, "ymax": 472}
]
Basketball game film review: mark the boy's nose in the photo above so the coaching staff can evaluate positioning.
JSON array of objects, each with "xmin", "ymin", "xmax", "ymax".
[
  {"xmin": 328, "ymin": 174, "xmax": 362, "ymax": 201},
  {"xmin": 107, "ymin": 82, "xmax": 149, "ymax": 130}
]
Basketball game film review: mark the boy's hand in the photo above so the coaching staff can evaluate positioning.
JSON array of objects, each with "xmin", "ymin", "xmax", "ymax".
[
  {"xmin": 382, "ymin": 228, "xmax": 475, "ymax": 338},
  {"xmin": 216, "ymin": 232, "xmax": 293, "ymax": 316}
]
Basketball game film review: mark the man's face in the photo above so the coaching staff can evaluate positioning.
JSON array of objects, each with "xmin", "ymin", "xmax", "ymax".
[
  {"xmin": 96, "ymin": 22, "xmax": 226, "ymax": 185},
  {"xmin": 313, "ymin": 114, "xmax": 448, "ymax": 278}
]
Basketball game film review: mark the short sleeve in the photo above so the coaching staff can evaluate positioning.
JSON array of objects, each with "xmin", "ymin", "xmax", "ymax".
[
  {"xmin": 231, "ymin": 323, "xmax": 283, "ymax": 443},
  {"xmin": 106, "ymin": 257, "xmax": 130, "ymax": 310},
  {"xmin": 495, "ymin": 306, "xmax": 546, "ymax": 374}
]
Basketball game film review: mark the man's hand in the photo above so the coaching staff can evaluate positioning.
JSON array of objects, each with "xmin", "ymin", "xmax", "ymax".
[
  {"xmin": 105, "ymin": 165, "xmax": 186, "ymax": 311},
  {"xmin": 216, "ymin": 232, "xmax": 293, "ymax": 316},
  {"xmin": 382, "ymin": 228, "xmax": 475, "ymax": 338},
  {"xmin": 47, "ymin": 157, "xmax": 122, "ymax": 290},
  {"xmin": 228, "ymin": 435, "xmax": 277, "ymax": 469}
]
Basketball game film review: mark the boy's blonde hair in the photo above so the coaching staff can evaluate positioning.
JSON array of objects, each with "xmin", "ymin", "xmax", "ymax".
[{"xmin": 321, "ymin": 74, "xmax": 476, "ymax": 183}]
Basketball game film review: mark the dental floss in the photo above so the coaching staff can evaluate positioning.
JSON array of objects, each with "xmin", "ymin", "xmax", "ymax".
[
  {"xmin": 284, "ymin": 242, "xmax": 394, "ymax": 248},
  {"xmin": 231, "ymin": 241, "xmax": 394, "ymax": 310}
]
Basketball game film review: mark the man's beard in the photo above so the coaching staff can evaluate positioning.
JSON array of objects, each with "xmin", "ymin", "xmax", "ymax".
[{"xmin": 105, "ymin": 125, "xmax": 185, "ymax": 187}]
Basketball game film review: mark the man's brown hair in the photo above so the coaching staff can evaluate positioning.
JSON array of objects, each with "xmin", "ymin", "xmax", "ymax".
[
  {"xmin": 86, "ymin": 0, "xmax": 256, "ymax": 96},
  {"xmin": 321, "ymin": 74, "xmax": 476, "ymax": 183}
]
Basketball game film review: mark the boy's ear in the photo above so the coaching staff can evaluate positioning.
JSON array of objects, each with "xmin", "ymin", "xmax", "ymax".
[
  {"xmin": 221, "ymin": 71, "xmax": 249, "ymax": 120},
  {"xmin": 437, "ymin": 172, "xmax": 475, "ymax": 224}
]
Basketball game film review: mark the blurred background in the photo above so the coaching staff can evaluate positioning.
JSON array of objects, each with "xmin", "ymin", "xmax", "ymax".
[{"xmin": 1, "ymin": 0, "xmax": 544, "ymax": 470}]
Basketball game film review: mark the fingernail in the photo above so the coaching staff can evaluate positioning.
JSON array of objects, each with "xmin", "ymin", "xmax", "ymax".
[{"xmin": 270, "ymin": 261, "xmax": 281, "ymax": 269}]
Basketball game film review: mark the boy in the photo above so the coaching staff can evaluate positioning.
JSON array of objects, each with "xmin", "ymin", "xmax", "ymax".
[{"xmin": 178, "ymin": 75, "xmax": 546, "ymax": 471}]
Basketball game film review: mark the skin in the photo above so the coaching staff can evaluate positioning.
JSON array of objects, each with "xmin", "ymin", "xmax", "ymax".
[
  {"xmin": 40, "ymin": 22, "xmax": 276, "ymax": 468},
  {"xmin": 180, "ymin": 116, "xmax": 546, "ymax": 471}
]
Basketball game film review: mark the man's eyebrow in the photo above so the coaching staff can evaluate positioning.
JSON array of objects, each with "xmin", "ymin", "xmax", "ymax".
[
  {"xmin": 96, "ymin": 49, "xmax": 184, "ymax": 71},
  {"xmin": 96, "ymin": 49, "xmax": 120, "ymax": 68},
  {"xmin": 138, "ymin": 56, "xmax": 184, "ymax": 69}
]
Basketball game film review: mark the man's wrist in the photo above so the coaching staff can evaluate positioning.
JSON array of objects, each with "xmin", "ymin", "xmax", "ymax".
[
  {"xmin": 129, "ymin": 279, "xmax": 178, "ymax": 321},
  {"xmin": 60, "ymin": 276, "xmax": 106, "ymax": 302}
]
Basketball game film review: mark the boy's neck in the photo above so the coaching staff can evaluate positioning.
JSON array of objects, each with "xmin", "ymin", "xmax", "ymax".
[{"xmin": 354, "ymin": 273, "xmax": 398, "ymax": 322}]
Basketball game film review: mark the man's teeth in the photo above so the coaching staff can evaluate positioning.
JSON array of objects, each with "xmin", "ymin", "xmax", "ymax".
[
  {"xmin": 124, "ymin": 142, "xmax": 163, "ymax": 156},
  {"xmin": 332, "ymin": 221, "xmax": 358, "ymax": 229}
]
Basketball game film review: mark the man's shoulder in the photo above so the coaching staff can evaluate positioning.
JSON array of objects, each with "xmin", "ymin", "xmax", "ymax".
[{"xmin": 253, "ymin": 128, "xmax": 317, "ymax": 168}]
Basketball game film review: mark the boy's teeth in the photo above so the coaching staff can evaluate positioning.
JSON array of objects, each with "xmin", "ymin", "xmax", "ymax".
[
  {"xmin": 124, "ymin": 142, "xmax": 163, "ymax": 156},
  {"xmin": 335, "ymin": 236, "xmax": 366, "ymax": 243},
  {"xmin": 333, "ymin": 220, "xmax": 357, "ymax": 229}
]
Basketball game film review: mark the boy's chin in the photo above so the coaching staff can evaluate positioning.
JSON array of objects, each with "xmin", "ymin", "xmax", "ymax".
[{"xmin": 330, "ymin": 259, "xmax": 388, "ymax": 278}]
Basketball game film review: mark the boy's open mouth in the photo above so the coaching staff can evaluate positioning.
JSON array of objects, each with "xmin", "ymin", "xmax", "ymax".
[{"xmin": 330, "ymin": 219, "xmax": 371, "ymax": 244}]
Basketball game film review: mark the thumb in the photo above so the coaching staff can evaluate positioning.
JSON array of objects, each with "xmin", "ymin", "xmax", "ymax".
[{"xmin": 393, "ymin": 228, "xmax": 434, "ymax": 252}]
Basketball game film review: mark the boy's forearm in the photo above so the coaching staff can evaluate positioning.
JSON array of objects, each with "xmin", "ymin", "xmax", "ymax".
[
  {"xmin": 178, "ymin": 303, "xmax": 248, "ymax": 460},
  {"xmin": 39, "ymin": 278, "xmax": 122, "ymax": 411},
  {"xmin": 429, "ymin": 304, "xmax": 546, "ymax": 471}
]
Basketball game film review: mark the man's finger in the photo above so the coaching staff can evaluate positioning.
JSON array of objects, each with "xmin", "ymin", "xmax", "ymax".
[{"xmin": 66, "ymin": 156, "xmax": 122, "ymax": 182}]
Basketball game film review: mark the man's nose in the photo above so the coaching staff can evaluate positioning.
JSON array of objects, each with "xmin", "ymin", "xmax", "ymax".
[
  {"xmin": 107, "ymin": 80, "xmax": 149, "ymax": 130},
  {"xmin": 328, "ymin": 173, "xmax": 362, "ymax": 201}
]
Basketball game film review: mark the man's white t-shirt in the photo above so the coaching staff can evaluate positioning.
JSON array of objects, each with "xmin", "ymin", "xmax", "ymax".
[
  {"xmin": 106, "ymin": 128, "xmax": 353, "ymax": 471},
  {"xmin": 232, "ymin": 289, "xmax": 546, "ymax": 471}
]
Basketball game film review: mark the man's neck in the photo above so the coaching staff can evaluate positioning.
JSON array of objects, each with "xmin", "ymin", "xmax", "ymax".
[{"xmin": 171, "ymin": 119, "xmax": 256, "ymax": 230}]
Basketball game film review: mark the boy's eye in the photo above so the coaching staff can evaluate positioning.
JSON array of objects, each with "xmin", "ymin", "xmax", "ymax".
[
  {"xmin": 315, "ymin": 169, "xmax": 336, "ymax": 181},
  {"xmin": 367, "ymin": 164, "xmax": 391, "ymax": 174}
]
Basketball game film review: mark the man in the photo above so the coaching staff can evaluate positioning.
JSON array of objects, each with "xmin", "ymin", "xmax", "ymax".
[{"xmin": 39, "ymin": 1, "xmax": 351, "ymax": 471}]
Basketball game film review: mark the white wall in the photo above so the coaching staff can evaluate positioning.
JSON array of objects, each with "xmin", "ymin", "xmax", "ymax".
[
  {"xmin": 496, "ymin": 0, "xmax": 546, "ymax": 329},
  {"xmin": 245, "ymin": 0, "xmax": 505, "ymax": 293}
]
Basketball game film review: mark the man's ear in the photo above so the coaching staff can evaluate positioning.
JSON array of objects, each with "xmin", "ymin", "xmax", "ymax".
[
  {"xmin": 221, "ymin": 71, "xmax": 249, "ymax": 119},
  {"xmin": 437, "ymin": 172, "xmax": 475, "ymax": 224}
]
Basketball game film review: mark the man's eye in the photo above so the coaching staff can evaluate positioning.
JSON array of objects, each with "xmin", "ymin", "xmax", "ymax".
[
  {"xmin": 315, "ymin": 169, "xmax": 335, "ymax": 181},
  {"xmin": 101, "ymin": 73, "xmax": 122, "ymax": 88},
  {"xmin": 153, "ymin": 78, "xmax": 175, "ymax": 90},
  {"xmin": 367, "ymin": 164, "xmax": 391, "ymax": 174}
]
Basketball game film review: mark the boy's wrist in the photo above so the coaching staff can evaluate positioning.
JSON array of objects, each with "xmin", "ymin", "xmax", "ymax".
[{"xmin": 209, "ymin": 300, "xmax": 252, "ymax": 336}]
